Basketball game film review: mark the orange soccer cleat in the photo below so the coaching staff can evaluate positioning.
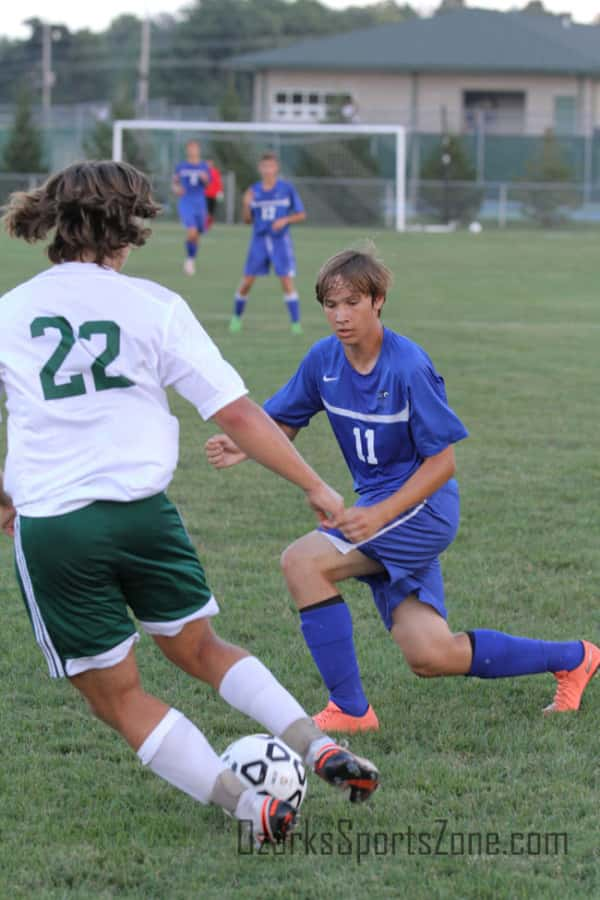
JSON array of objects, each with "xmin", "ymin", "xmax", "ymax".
[
  {"xmin": 543, "ymin": 640, "xmax": 600, "ymax": 714},
  {"xmin": 313, "ymin": 700, "xmax": 379, "ymax": 734}
]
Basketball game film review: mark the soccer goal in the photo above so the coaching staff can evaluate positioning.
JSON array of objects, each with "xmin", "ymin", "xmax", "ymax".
[{"xmin": 112, "ymin": 119, "xmax": 406, "ymax": 231}]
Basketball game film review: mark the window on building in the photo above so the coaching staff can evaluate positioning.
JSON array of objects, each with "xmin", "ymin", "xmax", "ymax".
[
  {"xmin": 270, "ymin": 89, "xmax": 354, "ymax": 123},
  {"xmin": 463, "ymin": 90, "xmax": 526, "ymax": 134}
]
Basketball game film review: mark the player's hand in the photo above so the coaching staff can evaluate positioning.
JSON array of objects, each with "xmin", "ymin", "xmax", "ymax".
[
  {"xmin": 271, "ymin": 217, "xmax": 288, "ymax": 233},
  {"xmin": 205, "ymin": 434, "xmax": 248, "ymax": 468},
  {"xmin": 0, "ymin": 492, "xmax": 16, "ymax": 538},
  {"xmin": 173, "ymin": 184, "xmax": 185, "ymax": 197},
  {"xmin": 336, "ymin": 504, "xmax": 386, "ymax": 544},
  {"xmin": 305, "ymin": 482, "xmax": 345, "ymax": 528}
]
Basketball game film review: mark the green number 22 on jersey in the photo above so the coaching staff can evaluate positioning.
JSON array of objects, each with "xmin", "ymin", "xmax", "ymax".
[{"xmin": 30, "ymin": 316, "xmax": 134, "ymax": 401}]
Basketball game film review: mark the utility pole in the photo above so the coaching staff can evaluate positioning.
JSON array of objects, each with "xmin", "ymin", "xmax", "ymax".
[
  {"xmin": 41, "ymin": 22, "xmax": 55, "ymax": 132},
  {"xmin": 137, "ymin": 17, "xmax": 151, "ymax": 117}
]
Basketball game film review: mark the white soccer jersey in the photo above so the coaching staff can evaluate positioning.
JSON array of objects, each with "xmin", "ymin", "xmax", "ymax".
[{"xmin": 0, "ymin": 262, "xmax": 247, "ymax": 516}]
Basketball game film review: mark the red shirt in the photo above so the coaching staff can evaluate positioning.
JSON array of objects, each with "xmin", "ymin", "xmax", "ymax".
[{"xmin": 205, "ymin": 165, "xmax": 223, "ymax": 199}]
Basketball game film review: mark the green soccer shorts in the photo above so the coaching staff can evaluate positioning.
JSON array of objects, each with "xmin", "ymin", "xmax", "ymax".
[{"xmin": 14, "ymin": 492, "xmax": 218, "ymax": 678}]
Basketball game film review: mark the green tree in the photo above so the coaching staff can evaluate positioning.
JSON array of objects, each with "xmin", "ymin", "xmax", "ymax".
[
  {"xmin": 1, "ymin": 89, "xmax": 46, "ymax": 172},
  {"xmin": 435, "ymin": 0, "xmax": 465, "ymax": 13},
  {"xmin": 84, "ymin": 94, "xmax": 150, "ymax": 171},
  {"xmin": 208, "ymin": 80, "xmax": 258, "ymax": 220},
  {"xmin": 518, "ymin": 129, "xmax": 578, "ymax": 227},
  {"xmin": 420, "ymin": 134, "xmax": 482, "ymax": 223}
]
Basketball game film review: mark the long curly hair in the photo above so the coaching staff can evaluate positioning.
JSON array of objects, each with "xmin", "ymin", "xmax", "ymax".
[{"xmin": 3, "ymin": 160, "xmax": 161, "ymax": 265}]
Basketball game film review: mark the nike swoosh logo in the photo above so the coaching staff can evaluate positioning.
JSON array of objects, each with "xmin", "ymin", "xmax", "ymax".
[
  {"xmin": 323, "ymin": 375, "xmax": 338, "ymax": 382},
  {"xmin": 585, "ymin": 648, "xmax": 593, "ymax": 674}
]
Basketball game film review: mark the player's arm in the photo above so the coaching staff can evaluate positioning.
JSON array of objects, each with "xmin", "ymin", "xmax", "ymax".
[
  {"xmin": 162, "ymin": 300, "xmax": 339, "ymax": 524},
  {"xmin": 272, "ymin": 185, "xmax": 306, "ymax": 231},
  {"xmin": 338, "ymin": 358, "xmax": 467, "ymax": 543},
  {"xmin": 205, "ymin": 419, "xmax": 299, "ymax": 468},
  {"xmin": 172, "ymin": 173, "xmax": 184, "ymax": 197},
  {"xmin": 211, "ymin": 398, "xmax": 340, "ymax": 525},
  {"xmin": 242, "ymin": 188, "xmax": 254, "ymax": 224},
  {"xmin": 0, "ymin": 470, "xmax": 16, "ymax": 537},
  {"xmin": 336, "ymin": 447, "xmax": 456, "ymax": 544},
  {"xmin": 271, "ymin": 210, "xmax": 306, "ymax": 233}
]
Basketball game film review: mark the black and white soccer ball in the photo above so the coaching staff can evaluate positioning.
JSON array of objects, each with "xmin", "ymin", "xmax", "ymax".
[{"xmin": 220, "ymin": 733, "xmax": 308, "ymax": 810}]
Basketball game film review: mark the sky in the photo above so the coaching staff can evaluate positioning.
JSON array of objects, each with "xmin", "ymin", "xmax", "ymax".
[{"xmin": 0, "ymin": 0, "xmax": 598, "ymax": 39}]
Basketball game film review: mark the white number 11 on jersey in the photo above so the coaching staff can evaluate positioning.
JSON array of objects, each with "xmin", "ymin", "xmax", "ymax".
[{"xmin": 353, "ymin": 427, "xmax": 378, "ymax": 465}]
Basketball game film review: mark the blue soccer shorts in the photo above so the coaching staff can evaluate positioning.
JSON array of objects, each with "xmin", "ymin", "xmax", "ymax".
[
  {"xmin": 319, "ymin": 481, "xmax": 460, "ymax": 630},
  {"xmin": 178, "ymin": 198, "xmax": 206, "ymax": 231},
  {"xmin": 244, "ymin": 233, "xmax": 296, "ymax": 277}
]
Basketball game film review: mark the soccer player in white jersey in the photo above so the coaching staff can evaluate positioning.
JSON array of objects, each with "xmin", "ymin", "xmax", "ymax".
[
  {"xmin": 0, "ymin": 162, "xmax": 379, "ymax": 846},
  {"xmin": 207, "ymin": 247, "xmax": 600, "ymax": 734}
]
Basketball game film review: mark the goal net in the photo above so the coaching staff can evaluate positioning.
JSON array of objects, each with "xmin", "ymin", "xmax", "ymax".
[{"xmin": 112, "ymin": 120, "xmax": 406, "ymax": 231}]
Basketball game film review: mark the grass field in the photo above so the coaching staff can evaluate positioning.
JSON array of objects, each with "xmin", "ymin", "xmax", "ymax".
[{"xmin": 0, "ymin": 223, "xmax": 598, "ymax": 899}]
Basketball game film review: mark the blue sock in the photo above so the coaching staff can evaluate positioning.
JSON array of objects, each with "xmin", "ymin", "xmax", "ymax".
[
  {"xmin": 468, "ymin": 630, "xmax": 584, "ymax": 678},
  {"xmin": 284, "ymin": 293, "xmax": 300, "ymax": 324},
  {"xmin": 300, "ymin": 596, "xmax": 369, "ymax": 716},
  {"xmin": 185, "ymin": 240, "xmax": 197, "ymax": 259},
  {"xmin": 233, "ymin": 294, "xmax": 247, "ymax": 318}
]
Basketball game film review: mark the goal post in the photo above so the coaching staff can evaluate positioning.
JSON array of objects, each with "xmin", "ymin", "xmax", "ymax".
[{"xmin": 112, "ymin": 119, "xmax": 406, "ymax": 231}]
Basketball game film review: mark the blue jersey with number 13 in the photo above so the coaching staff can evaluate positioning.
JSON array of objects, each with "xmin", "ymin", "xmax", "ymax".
[{"xmin": 250, "ymin": 179, "xmax": 304, "ymax": 237}]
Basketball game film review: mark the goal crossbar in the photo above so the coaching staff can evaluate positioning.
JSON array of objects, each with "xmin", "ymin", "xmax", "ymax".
[{"xmin": 112, "ymin": 119, "xmax": 406, "ymax": 231}]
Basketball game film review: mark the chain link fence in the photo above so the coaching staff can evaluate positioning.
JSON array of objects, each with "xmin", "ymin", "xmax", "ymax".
[{"xmin": 2, "ymin": 171, "xmax": 599, "ymax": 229}]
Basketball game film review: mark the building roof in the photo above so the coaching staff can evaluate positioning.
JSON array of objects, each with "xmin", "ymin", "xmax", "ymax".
[{"xmin": 229, "ymin": 9, "xmax": 600, "ymax": 76}]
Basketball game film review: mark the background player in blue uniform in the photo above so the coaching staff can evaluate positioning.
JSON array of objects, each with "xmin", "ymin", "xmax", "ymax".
[
  {"xmin": 208, "ymin": 247, "xmax": 599, "ymax": 733},
  {"xmin": 172, "ymin": 139, "xmax": 210, "ymax": 275},
  {"xmin": 229, "ymin": 152, "xmax": 306, "ymax": 335}
]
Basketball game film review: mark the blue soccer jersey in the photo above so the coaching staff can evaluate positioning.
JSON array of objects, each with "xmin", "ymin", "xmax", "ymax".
[
  {"xmin": 263, "ymin": 329, "xmax": 468, "ymax": 502},
  {"xmin": 250, "ymin": 179, "xmax": 304, "ymax": 237},
  {"xmin": 175, "ymin": 161, "xmax": 210, "ymax": 198}
]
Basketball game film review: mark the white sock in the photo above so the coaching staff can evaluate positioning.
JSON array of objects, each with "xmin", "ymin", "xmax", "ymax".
[
  {"xmin": 219, "ymin": 656, "xmax": 307, "ymax": 736},
  {"xmin": 137, "ymin": 708, "xmax": 227, "ymax": 805},
  {"xmin": 306, "ymin": 736, "xmax": 336, "ymax": 768}
]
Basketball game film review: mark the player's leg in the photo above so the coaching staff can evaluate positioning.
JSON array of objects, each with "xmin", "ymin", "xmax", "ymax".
[
  {"xmin": 390, "ymin": 595, "xmax": 599, "ymax": 713},
  {"xmin": 185, "ymin": 215, "xmax": 204, "ymax": 275},
  {"xmin": 206, "ymin": 196, "xmax": 216, "ymax": 229},
  {"xmin": 152, "ymin": 616, "xmax": 379, "ymax": 804},
  {"xmin": 230, "ymin": 275, "xmax": 255, "ymax": 332},
  {"xmin": 390, "ymin": 596, "xmax": 471, "ymax": 675},
  {"xmin": 281, "ymin": 531, "xmax": 383, "ymax": 731},
  {"xmin": 69, "ymin": 644, "xmax": 297, "ymax": 843},
  {"xmin": 14, "ymin": 508, "xmax": 298, "ymax": 843},
  {"xmin": 274, "ymin": 235, "xmax": 301, "ymax": 333},
  {"xmin": 122, "ymin": 493, "xmax": 379, "ymax": 803},
  {"xmin": 178, "ymin": 198, "xmax": 198, "ymax": 274},
  {"xmin": 280, "ymin": 275, "xmax": 302, "ymax": 334},
  {"xmin": 230, "ymin": 236, "xmax": 269, "ymax": 332}
]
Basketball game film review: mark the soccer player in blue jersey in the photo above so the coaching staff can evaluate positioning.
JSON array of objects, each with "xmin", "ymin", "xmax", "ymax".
[
  {"xmin": 208, "ymin": 246, "xmax": 599, "ymax": 733},
  {"xmin": 172, "ymin": 140, "xmax": 210, "ymax": 275},
  {"xmin": 229, "ymin": 152, "xmax": 306, "ymax": 335}
]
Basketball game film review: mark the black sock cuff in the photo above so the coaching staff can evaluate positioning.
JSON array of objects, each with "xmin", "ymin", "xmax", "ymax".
[
  {"xmin": 467, "ymin": 630, "xmax": 476, "ymax": 655},
  {"xmin": 300, "ymin": 594, "xmax": 345, "ymax": 614}
]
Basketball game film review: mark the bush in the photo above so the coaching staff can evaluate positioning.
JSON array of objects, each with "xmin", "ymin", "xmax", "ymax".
[
  {"xmin": 518, "ymin": 130, "xmax": 579, "ymax": 227},
  {"xmin": 419, "ymin": 134, "xmax": 483, "ymax": 223},
  {"xmin": 1, "ymin": 89, "xmax": 46, "ymax": 173}
]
